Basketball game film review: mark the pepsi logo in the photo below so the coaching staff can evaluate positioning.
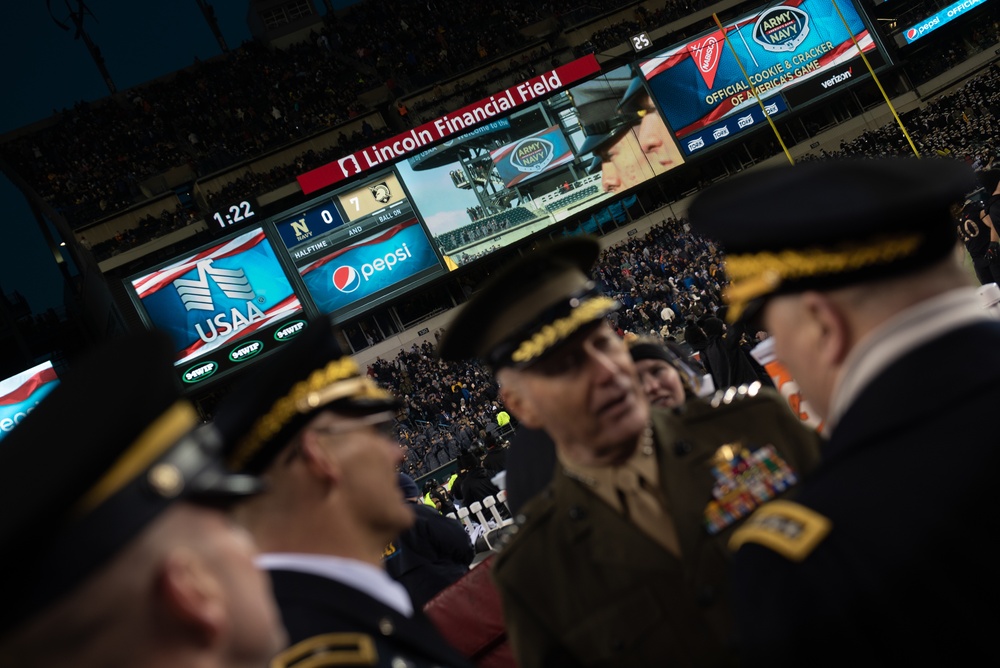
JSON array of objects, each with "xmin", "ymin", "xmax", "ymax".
[
  {"xmin": 332, "ymin": 265, "xmax": 362, "ymax": 293},
  {"xmin": 906, "ymin": 27, "xmax": 917, "ymax": 39}
]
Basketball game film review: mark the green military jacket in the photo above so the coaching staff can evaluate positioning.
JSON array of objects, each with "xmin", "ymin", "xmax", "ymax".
[{"xmin": 492, "ymin": 386, "xmax": 822, "ymax": 668}]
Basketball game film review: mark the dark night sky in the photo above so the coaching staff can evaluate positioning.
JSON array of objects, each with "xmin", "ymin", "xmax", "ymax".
[{"xmin": 0, "ymin": 1, "xmax": 327, "ymax": 312}]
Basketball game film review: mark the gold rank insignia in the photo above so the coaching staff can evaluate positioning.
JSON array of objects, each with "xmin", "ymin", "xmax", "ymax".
[
  {"xmin": 271, "ymin": 633, "xmax": 377, "ymax": 667},
  {"xmin": 728, "ymin": 500, "xmax": 831, "ymax": 561}
]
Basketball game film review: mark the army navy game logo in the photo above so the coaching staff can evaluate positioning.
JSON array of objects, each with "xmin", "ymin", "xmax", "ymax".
[
  {"xmin": 510, "ymin": 137, "xmax": 556, "ymax": 173},
  {"xmin": 752, "ymin": 6, "xmax": 810, "ymax": 52}
]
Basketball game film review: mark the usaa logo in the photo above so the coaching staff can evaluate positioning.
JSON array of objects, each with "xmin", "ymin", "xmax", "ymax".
[
  {"xmin": 274, "ymin": 320, "xmax": 307, "ymax": 341},
  {"xmin": 752, "ymin": 6, "xmax": 810, "ymax": 52},
  {"xmin": 229, "ymin": 340, "xmax": 263, "ymax": 363},
  {"xmin": 182, "ymin": 361, "xmax": 218, "ymax": 384}
]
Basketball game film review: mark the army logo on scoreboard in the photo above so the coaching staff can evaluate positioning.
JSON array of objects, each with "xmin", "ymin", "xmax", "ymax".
[
  {"xmin": 752, "ymin": 5, "xmax": 810, "ymax": 53},
  {"xmin": 370, "ymin": 182, "xmax": 392, "ymax": 204}
]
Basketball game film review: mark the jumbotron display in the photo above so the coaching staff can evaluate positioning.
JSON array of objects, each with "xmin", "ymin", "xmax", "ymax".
[
  {"xmin": 393, "ymin": 62, "xmax": 683, "ymax": 267},
  {"xmin": 128, "ymin": 227, "xmax": 306, "ymax": 386},
  {"xmin": 0, "ymin": 361, "xmax": 59, "ymax": 442},
  {"xmin": 641, "ymin": 0, "xmax": 885, "ymax": 155},
  {"xmin": 122, "ymin": 13, "xmax": 892, "ymax": 388},
  {"xmin": 902, "ymin": 0, "xmax": 990, "ymax": 44}
]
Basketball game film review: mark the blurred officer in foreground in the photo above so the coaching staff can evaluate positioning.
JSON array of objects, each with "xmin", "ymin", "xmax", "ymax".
[
  {"xmin": 438, "ymin": 237, "xmax": 820, "ymax": 667},
  {"xmin": 215, "ymin": 321, "xmax": 473, "ymax": 668},
  {"xmin": 0, "ymin": 332, "xmax": 285, "ymax": 668},
  {"xmin": 689, "ymin": 157, "xmax": 999, "ymax": 666}
]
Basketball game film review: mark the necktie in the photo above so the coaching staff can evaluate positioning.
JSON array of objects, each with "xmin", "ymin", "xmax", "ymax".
[{"xmin": 616, "ymin": 466, "xmax": 682, "ymax": 557}]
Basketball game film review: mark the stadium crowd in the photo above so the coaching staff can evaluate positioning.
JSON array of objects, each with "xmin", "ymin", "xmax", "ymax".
[
  {"xmin": 5, "ymin": 0, "xmax": 1000, "ymax": 663},
  {"xmin": 801, "ymin": 60, "xmax": 1000, "ymax": 165},
  {"xmin": 0, "ymin": 0, "xmax": 642, "ymax": 231},
  {"xmin": 5, "ymin": 0, "xmax": 997, "ymax": 267},
  {"xmin": 376, "ymin": 214, "xmax": 730, "ymax": 480}
]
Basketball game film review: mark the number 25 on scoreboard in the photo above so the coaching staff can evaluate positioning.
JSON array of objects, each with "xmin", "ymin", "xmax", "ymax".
[{"xmin": 631, "ymin": 32, "xmax": 652, "ymax": 52}]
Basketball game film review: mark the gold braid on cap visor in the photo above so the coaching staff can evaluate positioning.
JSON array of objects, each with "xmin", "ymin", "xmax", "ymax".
[
  {"xmin": 510, "ymin": 295, "xmax": 619, "ymax": 365},
  {"xmin": 228, "ymin": 357, "xmax": 394, "ymax": 470},
  {"xmin": 722, "ymin": 234, "xmax": 923, "ymax": 321}
]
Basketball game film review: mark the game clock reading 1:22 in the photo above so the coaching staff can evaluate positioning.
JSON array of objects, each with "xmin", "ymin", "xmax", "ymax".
[{"xmin": 211, "ymin": 199, "xmax": 258, "ymax": 229}]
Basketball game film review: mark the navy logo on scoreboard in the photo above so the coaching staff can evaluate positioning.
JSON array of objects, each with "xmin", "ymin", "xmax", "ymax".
[
  {"xmin": 752, "ymin": 6, "xmax": 809, "ymax": 52},
  {"xmin": 510, "ymin": 138, "xmax": 555, "ymax": 173},
  {"xmin": 370, "ymin": 182, "xmax": 392, "ymax": 204}
]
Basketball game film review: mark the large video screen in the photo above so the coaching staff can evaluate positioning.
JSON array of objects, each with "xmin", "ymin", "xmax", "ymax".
[
  {"xmin": 641, "ymin": 0, "xmax": 879, "ymax": 155},
  {"xmin": 0, "ymin": 361, "xmax": 59, "ymax": 442},
  {"xmin": 128, "ymin": 227, "xmax": 306, "ymax": 386},
  {"xmin": 295, "ymin": 217, "xmax": 444, "ymax": 320},
  {"xmin": 394, "ymin": 63, "xmax": 684, "ymax": 267},
  {"xmin": 903, "ymin": 0, "xmax": 990, "ymax": 43},
  {"xmin": 273, "ymin": 170, "xmax": 447, "ymax": 320}
]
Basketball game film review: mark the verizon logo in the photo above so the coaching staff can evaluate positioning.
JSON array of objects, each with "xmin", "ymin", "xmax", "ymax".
[{"xmin": 820, "ymin": 67, "xmax": 852, "ymax": 89}]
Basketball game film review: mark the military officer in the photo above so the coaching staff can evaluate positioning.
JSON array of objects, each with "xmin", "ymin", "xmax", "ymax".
[
  {"xmin": 214, "ymin": 321, "xmax": 473, "ymax": 668},
  {"xmin": 689, "ymin": 157, "xmax": 998, "ymax": 666},
  {"xmin": 438, "ymin": 237, "xmax": 821, "ymax": 667},
  {"xmin": 0, "ymin": 332, "xmax": 285, "ymax": 668}
]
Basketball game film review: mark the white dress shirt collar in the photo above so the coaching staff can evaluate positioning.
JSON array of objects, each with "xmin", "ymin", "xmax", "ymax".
[{"xmin": 256, "ymin": 552, "xmax": 414, "ymax": 617}]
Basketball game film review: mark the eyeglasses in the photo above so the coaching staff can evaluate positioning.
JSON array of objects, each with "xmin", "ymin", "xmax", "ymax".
[
  {"xmin": 282, "ymin": 411, "xmax": 398, "ymax": 465},
  {"xmin": 310, "ymin": 411, "xmax": 398, "ymax": 440}
]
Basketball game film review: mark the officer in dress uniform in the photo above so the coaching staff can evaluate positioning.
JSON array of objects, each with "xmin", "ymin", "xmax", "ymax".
[
  {"xmin": 438, "ymin": 237, "xmax": 821, "ymax": 667},
  {"xmin": 214, "ymin": 321, "xmax": 473, "ymax": 668},
  {"xmin": 0, "ymin": 332, "xmax": 285, "ymax": 668},
  {"xmin": 688, "ymin": 157, "xmax": 999, "ymax": 666}
]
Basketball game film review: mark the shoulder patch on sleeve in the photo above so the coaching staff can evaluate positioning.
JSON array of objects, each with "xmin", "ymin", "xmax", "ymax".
[
  {"xmin": 271, "ymin": 632, "xmax": 377, "ymax": 668},
  {"xmin": 728, "ymin": 500, "xmax": 831, "ymax": 562}
]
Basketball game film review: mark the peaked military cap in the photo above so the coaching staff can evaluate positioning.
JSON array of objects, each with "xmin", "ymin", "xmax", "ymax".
[
  {"xmin": 438, "ymin": 236, "xmax": 619, "ymax": 369},
  {"xmin": 215, "ymin": 320, "xmax": 398, "ymax": 475},
  {"xmin": 688, "ymin": 157, "xmax": 976, "ymax": 323},
  {"xmin": 573, "ymin": 72, "xmax": 636, "ymax": 155},
  {"xmin": 619, "ymin": 74, "xmax": 648, "ymax": 115},
  {"xmin": 0, "ymin": 331, "xmax": 261, "ymax": 636}
]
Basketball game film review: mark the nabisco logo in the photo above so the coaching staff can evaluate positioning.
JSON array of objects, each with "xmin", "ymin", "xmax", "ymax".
[
  {"xmin": 699, "ymin": 38, "xmax": 718, "ymax": 73},
  {"xmin": 688, "ymin": 30, "xmax": 725, "ymax": 89}
]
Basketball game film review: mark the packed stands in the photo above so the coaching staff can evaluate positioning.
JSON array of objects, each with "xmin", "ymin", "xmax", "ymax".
[
  {"xmin": 434, "ymin": 207, "xmax": 539, "ymax": 253},
  {"xmin": 545, "ymin": 184, "xmax": 599, "ymax": 212},
  {"xmin": 5, "ymin": 0, "xmax": 997, "ymax": 264}
]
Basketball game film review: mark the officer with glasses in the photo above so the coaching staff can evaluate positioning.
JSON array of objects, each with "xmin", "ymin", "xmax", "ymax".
[{"xmin": 214, "ymin": 321, "xmax": 473, "ymax": 668}]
